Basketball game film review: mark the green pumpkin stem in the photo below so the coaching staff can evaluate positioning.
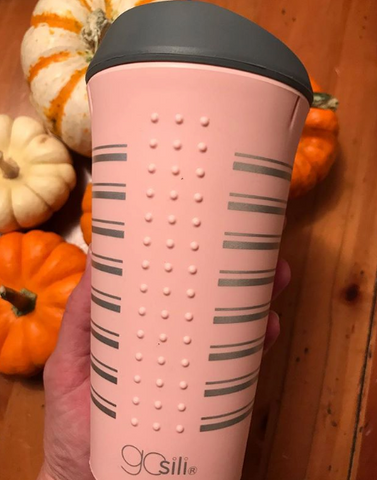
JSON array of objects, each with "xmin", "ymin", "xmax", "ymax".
[
  {"xmin": 0, "ymin": 151, "xmax": 20, "ymax": 179},
  {"xmin": 0, "ymin": 286, "xmax": 37, "ymax": 317},
  {"xmin": 312, "ymin": 92, "xmax": 339, "ymax": 112}
]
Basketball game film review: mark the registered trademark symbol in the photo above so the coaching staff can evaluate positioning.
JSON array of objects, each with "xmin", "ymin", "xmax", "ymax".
[{"xmin": 188, "ymin": 466, "xmax": 198, "ymax": 475}]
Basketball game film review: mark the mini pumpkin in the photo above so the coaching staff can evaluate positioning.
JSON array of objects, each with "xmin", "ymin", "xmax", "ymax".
[
  {"xmin": 21, "ymin": 0, "xmax": 172, "ymax": 157},
  {"xmin": 0, "ymin": 115, "xmax": 76, "ymax": 233},
  {"xmin": 80, "ymin": 182, "xmax": 92, "ymax": 245},
  {"xmin": 0, "ymin": 230, "xmax": 86, "ymax": 376},
  {"xmin": 290, "ymin": 78, "xmax": 339, "ymax": 198}
]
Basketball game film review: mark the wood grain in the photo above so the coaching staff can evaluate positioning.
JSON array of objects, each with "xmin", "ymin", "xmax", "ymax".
[{"xmin": 0, "ymin": 1, "xmax": 376, "ymax": 479}]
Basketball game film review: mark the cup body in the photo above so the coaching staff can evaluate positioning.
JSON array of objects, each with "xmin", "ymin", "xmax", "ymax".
[{"xmin": 88, "ymin": 62, "xmax": 309, "ymax": 480}]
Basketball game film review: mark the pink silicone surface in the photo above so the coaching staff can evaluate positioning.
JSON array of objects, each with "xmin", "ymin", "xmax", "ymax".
[{"xmin": 88, "ymin": 62, "xmax": 309, "ymax": 480}]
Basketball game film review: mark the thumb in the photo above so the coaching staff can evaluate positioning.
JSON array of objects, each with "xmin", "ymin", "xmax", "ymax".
[
  {"xmin": 44, "ymin": 250, "xmax": 91, "ymax": 392},
  {"xmin": 55, "ymin": 249, "xmax": 91, "ymax": 359}
]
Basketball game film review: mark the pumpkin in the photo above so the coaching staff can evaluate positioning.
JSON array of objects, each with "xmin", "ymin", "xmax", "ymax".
[
  {"xmin": 21, "ymin": 0, "xmax": 173, "ymax": 157},
  {"xmin": 80, "ymin": 182, "xmax": 92, "ymax": 245},
  {"xmin": 0, "ymin": 230, "xmax": 86, "ymax": 376},
  {"xmin": 290, "ymin": 78, "xmax": 339, "ymax": 198},
  {"xmin": 0, "ymin": 115, "xmax": 76, "ymax": 233}
]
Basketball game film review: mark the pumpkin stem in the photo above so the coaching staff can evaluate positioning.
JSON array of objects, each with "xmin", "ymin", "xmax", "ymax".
[
  {"xmin": 0, "ymin": 286, "xmax": 37, "ymax": 317},
  {"xmin": 81, "ymin": 9, "xmax": 111, "ymax": 58},
  {"xmin": 0, "ymin": 151, "xmax": 20, "ymax": 179},
  {"xmin": 312, "ymin": 92, "xmax": 339, "ymax": 112}
]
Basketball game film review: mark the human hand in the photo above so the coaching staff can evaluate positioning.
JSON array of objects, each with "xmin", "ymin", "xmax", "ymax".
[{"xmin": 37, "ymin": 254, "xmax": 290, "ymax": 480}]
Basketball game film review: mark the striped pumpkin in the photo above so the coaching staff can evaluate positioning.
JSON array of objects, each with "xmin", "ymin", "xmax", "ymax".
[{"xmin": 21, "ymin": 0, "xmax": 172, "ymax": 157}]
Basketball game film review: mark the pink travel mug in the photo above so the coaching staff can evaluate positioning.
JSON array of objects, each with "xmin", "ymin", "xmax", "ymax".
[{"xmin": 86, "ymin": 2, "xmax": 312, "ymax": 479}]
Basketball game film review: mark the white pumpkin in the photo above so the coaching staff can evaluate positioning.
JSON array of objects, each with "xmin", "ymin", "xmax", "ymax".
[
  {"xmin": 21, "ymin": 0, "xmax": 172, "ymax": 157},
  {"xmin": 0, "ymin": 115, "xmax": 76, "ymax": 233}
]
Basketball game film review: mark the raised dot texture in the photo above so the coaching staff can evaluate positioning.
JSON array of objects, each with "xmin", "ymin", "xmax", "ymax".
[
  {"xmin": 161, "ymin": 310, "xmax": 169, "ymax": 319},
  {"xmin": 181, "ymin": 359, "xmax": 190, "ymax": 367},
  {"xmin": 176, "ymin": 425, "xmax": 184, "ymax": 433},
  {"xmin": 131, "ymin": 418, "xmax": 139, "ymax": 426},
  {"xmin": 168, "ymin": 215, "xmax": 176, "ymax": 225},
  {"xmin": 180, "ymin": 381, "xmax": 188, "ymax": 390},
  {"xmin": 137, "ymin": 330, "xmax": 145, "ymax": 339},
  {"xmin": 146, "ymin": 188, "xmax": 155, "ymax": 198},
  {"xmin": 140, "ymin": 284, "xmax": 148, "ymax": 293},
  {"xmin": 173, "ymin": 140, "xmax": 182, "ymax": 150},
  {"xmin": 198, "ymin": 142, "xmax": 207, "ymax": 152},
  {"xmin": 159, "ymin": 333, "xmax": 168, "ymax": 342},
  {"xmin": 183, "ymin": 336, "xmax": 192, "ymax": 345},
  {"xmin": 196, "ymin": 168, "xmax": 205, "ymax": 178},
  {"xmin": 192, "ymin": 217, "xmax": 201, "ymax": 227},
  {"xmin": 133, "ymin": 397, "xmax": 140, "ymax": 405},
  {"xmin": 142, "ymin": 260, "xmax": 150, "ymax": 269},
  {"xmin": 145, "ymin": 212, "xmax": 153, "ymax": 222},
  {"xmin": 194, "ymin": 193, "xmax": 203, "ymax": 202},
  {"xmin": 175, "ymin": 114, "xmax": 184, "ymax": 124},
  {"xmin": 151, "ymin": 113, "xmax": 159, "ymax": 123},
  {"xmin": 134, "ymin": 375, "xmax": 141, "ymax": 383},
  {"xmin": 158, "ymin": 356, "xmax": 166, "ymax": 365},
  {"xmin": 166, "ymin": 239, "xmax": 175, "ymax": 248},
  {"xmin": 139, "ymin": 307, "xmax": 146, "ymax": 316},
  {"xmin": 200, "ymin": 116, "xmax": 210, "ymax": 126},
  {"xmin": 150, "ymin": 139, "xmax": 158, "ymax": 148},
  {"xmin": 190, "ymin": 242, "xmax": 199, "ymax": 251},
  {"xmin": 188, "ymin": 265, "xmax": 197, "ymax": 274},
  {"xmin": 163, "ymin": 287, "xmax": 171, "ymax": 296},
  {"xmin": 156, "ymin": 379, "xmax": 164, "ymax": 388},
  {"xmin": 153, "ymin": 423, "xmax": 161, "ymax": 431},
  {"xmin": 154, "ymin": 401, "xmax": 162, "ymax": 410},
  {"xmin": 148, "ymin": 164, "xmax": 156, "ymax": 173},
  {"xmin": 143, "ymin": 237, "xmax": 151, "ymax": 246},
  {"xmin": 187, "ymin": 289, "xmax": 195, "ymax": 298},
  {"xmin": 171, "ymin": 165, "xmax": 180, "ymax": 175},
  {"xmin": 178, "ymin": 403, "xmax": 186, "ymax": 412},
  {"xmin": 135, "ymin": 352, "xmax": 143, "ymax": 361},
  {"xmin": 185, "ymin": 312, "xmax": 194, "ymax": 321},
  {"xmin": 164, "ymin": 263, "xmax": 173, "ymax": 272},
  {"xmin": 170, "ymin": 190, "xmax": 178, "ymax": 200}
]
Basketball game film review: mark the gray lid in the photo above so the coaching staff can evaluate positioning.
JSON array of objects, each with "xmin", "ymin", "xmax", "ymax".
[{"xmin": 86, "ymin": 1, "xmax": 312, "ymax": 103}]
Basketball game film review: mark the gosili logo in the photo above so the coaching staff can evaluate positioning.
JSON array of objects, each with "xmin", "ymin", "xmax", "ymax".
[{"xmin": 121, "ymin": 445, "xmax": 198, "ymax": 476}]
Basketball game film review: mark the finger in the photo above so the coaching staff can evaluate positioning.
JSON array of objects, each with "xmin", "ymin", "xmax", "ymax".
[
  {"xmin": 272, "ymin": 258, "xmax": 291, "ymax": 300},
  {"xmin": 53, "ymin": 249, "xmax": 91, "ymax": 360},
  {"xmin": 264, "ymin": 311, "xmax": 280, "ymax": 353}
]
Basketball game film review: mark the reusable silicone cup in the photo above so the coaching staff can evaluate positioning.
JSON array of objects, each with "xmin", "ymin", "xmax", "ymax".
[{"xmin": 86, "ymin": 2, "xmax": 312, "ymax": 479}]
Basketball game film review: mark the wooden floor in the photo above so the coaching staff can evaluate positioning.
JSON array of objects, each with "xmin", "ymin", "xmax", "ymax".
[{"xmin": 1, "ymin": 0, "xmax": 377, "ymax": 479}]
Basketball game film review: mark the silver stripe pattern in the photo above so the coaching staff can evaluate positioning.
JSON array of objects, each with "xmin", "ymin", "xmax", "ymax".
[
  {"xmin": 91, "ymin": 319, "xmax": 120, "ymax": 349},
  {"xmin": 228, "ymin": 201, "xmax": 285, "ymax": 215},
  {"xmin": 91, "ymin": 286, "xmax": 121, "ymax": 313},
  {"xmin": 209, "ymin": 341, "xmax": 264, "ymax": 361},
  {"xmin": 91, "ymin": 354, "xmax": 118, "ymax": 384},
  {"xmin": 91, "ymin": 385, "xmax": 116, "ymax": 419},
  {"xmin": 200, "ymin": 401, "xmax": 254, "ymax": 432},
  {"xmin": 92, "ymin": 144, "xmax": 127, "ymax": 151},
  {"xmin": 233, "ymin": 161, "xmax": 291, "ymax": 181},
  {"xmin": 235, "ymin": 151, "xmax": 292, "ymax": 170},
  {"xmin": 214, "ymin": 309, "xmax": 270, "ymax": 324},
  {"xmin": 92, "ymin": 191, "xmax": 126, "ymax": 200},
  {"xmin": 93, "ymin": 153, "xmax": 127, "ymax": 163},
  {"xmin": 92, "ymin": 259, "xmax": 123, "ymax": 277},
  {"xmin": 223, "ymin": 240, "xmax": 280, "ymax": 250}
]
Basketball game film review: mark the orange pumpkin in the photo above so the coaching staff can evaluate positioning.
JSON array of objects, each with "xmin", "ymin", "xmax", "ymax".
[
  {"xmin": 80, "ymin": 182, "xmax": 92, "ymax": 245},
  {"xmin": 290, "ymin": 78, "xmax": 339, "ymax": 198},
  {"xmin": 0, "ymin": 231, "xmax": 86, "ymax": 376}
]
